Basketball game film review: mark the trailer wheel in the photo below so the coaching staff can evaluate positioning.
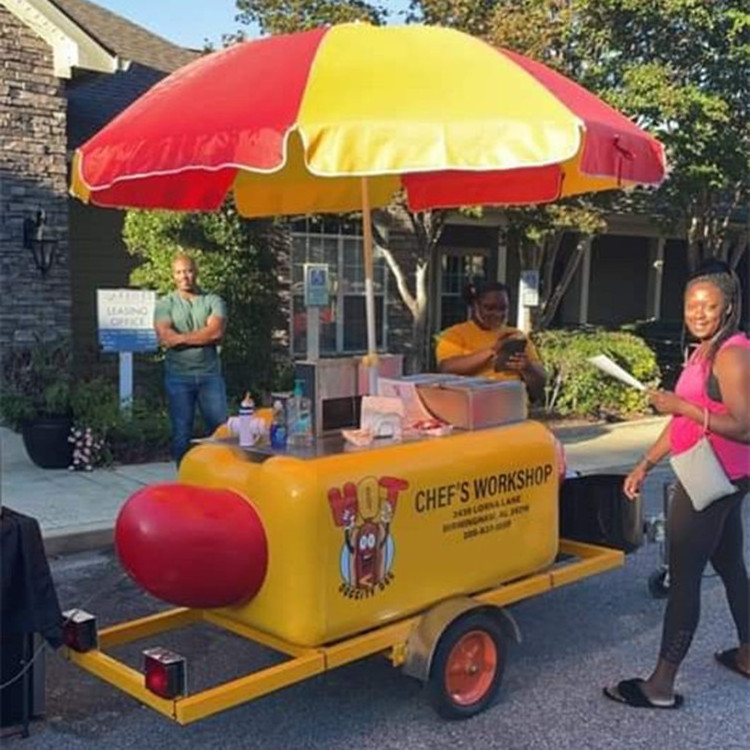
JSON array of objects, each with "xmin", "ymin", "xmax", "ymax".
[
  {"xmin": 648, "ymin": 569, "xmax": 670, "ymax": 599},
  {"xmin": 427, "ymin": 611, "xmax": 507, "ymax": 720}
]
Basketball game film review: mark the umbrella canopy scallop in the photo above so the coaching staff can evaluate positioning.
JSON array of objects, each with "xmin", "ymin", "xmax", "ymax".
[{"xmin": 71, "ymin": 23, "xmax": 666, "ymax": 217}]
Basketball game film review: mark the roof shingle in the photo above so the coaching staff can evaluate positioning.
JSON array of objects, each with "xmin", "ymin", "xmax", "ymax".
[{"xmin": 50, "ymin": 0, "xmax": 199, "ymax": 73}]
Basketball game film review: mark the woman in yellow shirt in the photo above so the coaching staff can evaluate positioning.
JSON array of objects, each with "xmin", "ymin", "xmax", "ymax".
[{"xmin": 435, "ymin": 280, "xmax": 547, "ymax": 402}]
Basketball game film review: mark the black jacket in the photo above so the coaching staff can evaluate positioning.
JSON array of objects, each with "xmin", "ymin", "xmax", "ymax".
[{"xmin": 1, "ymin": 508, "xmax": 63, "ymax": 647}]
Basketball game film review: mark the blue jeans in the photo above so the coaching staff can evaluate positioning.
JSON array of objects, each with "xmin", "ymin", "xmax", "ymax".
[{"xmin": 165, "ymin": 372, "xmax": 227, "ymax": 465}]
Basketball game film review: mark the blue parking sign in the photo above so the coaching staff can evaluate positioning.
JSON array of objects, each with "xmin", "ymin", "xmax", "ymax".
[{"xmin": 304, "ymin": 263, "xmax": 329, "ymax": 307}]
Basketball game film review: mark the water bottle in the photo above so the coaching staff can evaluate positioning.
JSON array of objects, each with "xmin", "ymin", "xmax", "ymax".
[
  {"xmin": 269, "ymin": 399, "xmax": 288, "ymax": 449},
  {"xmin": 287, "ymin": 380, "xmax": 313, "ymax": 447}
]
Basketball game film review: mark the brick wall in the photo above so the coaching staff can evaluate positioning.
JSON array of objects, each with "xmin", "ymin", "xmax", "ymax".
[{"xmin": 0, "ymin": 6, "xmax": 71, "ymax": 352}]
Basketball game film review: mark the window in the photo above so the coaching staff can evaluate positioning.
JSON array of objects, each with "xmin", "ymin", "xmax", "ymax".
[
  {"xmin": 291, "ymin": 218, "xmax": 388, "ymax": 355},
  {"xmin": 440, "ymin": 252, "xmax": 488, "ymax": 329}
]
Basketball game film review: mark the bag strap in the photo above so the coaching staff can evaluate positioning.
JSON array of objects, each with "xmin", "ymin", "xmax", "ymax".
[{"xmin": 697, "ymin": 349, "xmax": 718, "ymax": 431}]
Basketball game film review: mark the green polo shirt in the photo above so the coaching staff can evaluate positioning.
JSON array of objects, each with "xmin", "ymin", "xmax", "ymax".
[{"xmin": 154, "ymin": 290, "xmax": 226, "ymax": 376}]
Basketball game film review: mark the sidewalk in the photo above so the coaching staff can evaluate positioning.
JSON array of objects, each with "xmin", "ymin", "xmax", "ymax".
[
  {"xmin": 0, "ymin": 426, "xmax": 175, "ymax": 556},
  {"xmin": 0, "ymin": 417, "xmax": 669, "ymax": 556}
]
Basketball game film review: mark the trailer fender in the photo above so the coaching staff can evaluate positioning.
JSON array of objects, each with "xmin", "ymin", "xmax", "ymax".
[{"xmin": 402, "ymin": 597, "xmax": 521, "ymax": 683}]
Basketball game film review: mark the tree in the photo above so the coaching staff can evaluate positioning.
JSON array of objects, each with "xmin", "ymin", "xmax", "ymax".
[
  {"xmin": 235, "ymin": 0, "xmax": 387, "ymax": 35},
  {"xmin": 486, "ymin": 0, "xmax": 749, "ymax": 315},
  {"xmin": 123, "ymin": 205, "xmax": 288, "ymax": 399},
  {"xmin": 503, "ymin": 202, "xmax": 607, "ymax": 330},
  {"xmin": 372, "ymin": 202, "xmax": 446, "ymax": 372},
  {"xmin": 571, "ymin": 0, "xmax": 750, "ymax": 272},
  {"xmin": 425, "ymin": 1, "xmax": 750, "ymax": 308},
  {"xmin": 408, "ymin": 0, "xmax": 498, "ymax": 35}
]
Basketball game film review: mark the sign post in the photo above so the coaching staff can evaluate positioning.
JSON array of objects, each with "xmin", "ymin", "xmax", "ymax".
[
  {"xmin": 516, "ymin": 270, "xmax": 540, "ymax": 334},
  {"xmin": 303, "ymin": 263, "xmax": 330, "ymax": 362},
  {"xmin": 119, "ymin": 351, "xmax": 133, "ymax": 410},
  {"xmin": 97, "ymin": 289, "xmax": 158, "ymax": 412}
]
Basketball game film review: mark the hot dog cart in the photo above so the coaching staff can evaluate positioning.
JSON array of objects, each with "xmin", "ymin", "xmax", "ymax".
[
  {"xmin": 63, "ymin": 374, "xmax": 632, "ymax": 723},
  {"xmin": 62, "ymin": 18, "xmax": 664, "ymax": 726}
]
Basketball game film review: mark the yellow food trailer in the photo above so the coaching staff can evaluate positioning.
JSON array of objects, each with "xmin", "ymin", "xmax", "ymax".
[{"xmin": 63, "ymin": 381, "xmax": 631, "ymax": 723}]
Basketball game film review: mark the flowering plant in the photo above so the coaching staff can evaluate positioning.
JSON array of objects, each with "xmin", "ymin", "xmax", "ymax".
[{"xmin": 68, "ymin": 426, "xmax": 105, "ymax": 471}]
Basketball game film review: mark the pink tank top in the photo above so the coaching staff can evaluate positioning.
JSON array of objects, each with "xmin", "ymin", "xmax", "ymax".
[{"xmin": 670, "ymin": 332, "xmax": 750, "ymax": 479}]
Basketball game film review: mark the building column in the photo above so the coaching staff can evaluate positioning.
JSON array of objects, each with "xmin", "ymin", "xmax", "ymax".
[
  {"xmin": 496, "ymin": 231, "xmax": 508, "ymax": 283},
  {"xmin": 430, "ymin": 247, "xmax": 442, "ymax": 337},
  {"xmin": 646, "ymin": 236, "xmax": 666, "ymax": 320},
  {"xmin": 578, "ymin": 237, "xmax": 592, "ymax": 324}
]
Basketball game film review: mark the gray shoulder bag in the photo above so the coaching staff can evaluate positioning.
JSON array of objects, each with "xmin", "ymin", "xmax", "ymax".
[{"xmin": 669, "ymin": 407, "xmax": 736, "ymax": 512}]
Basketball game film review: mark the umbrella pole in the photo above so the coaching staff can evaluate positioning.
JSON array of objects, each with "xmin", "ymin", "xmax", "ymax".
[{"xmin": 361, "ymin": 177, "xmax": 378, "ymax": 394}]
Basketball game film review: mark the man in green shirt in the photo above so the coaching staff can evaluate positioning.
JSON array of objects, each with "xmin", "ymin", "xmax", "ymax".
[{"xmin": 154, "ymin": 253, "xmax": 228, "ymax": 464}]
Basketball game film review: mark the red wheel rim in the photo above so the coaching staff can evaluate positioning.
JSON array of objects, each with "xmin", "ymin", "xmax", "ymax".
[{"xmin": 444, "ymin": 630, "xmax": 498, "ymax": 706}]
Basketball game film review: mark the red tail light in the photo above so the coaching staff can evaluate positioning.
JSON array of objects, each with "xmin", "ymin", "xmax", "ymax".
[
  {"xmin": 62, "ymin": 609, "xmax": 98, "ymax": 653},
  {"xmin": 143, "ymin": 647, "xmax": 186, "ymax": 699}
]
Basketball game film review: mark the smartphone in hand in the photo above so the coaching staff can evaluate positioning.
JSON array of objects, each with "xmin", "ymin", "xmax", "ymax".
[{"xmin": 494, "ymin": 337, "xmax": 527, "ymax": 371}]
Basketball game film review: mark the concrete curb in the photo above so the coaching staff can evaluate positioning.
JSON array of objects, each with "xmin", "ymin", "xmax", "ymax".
[
  {"xmin": 598, "ymin": 415, "xmax": 669, "ymax": 430},
  {"xmin": 549, "ymin": 415, "xmax": 668, "ymax": 440},
  {"xmin": 568, "ymin": 464, "xmax": 632, "ymax": 476},
  {"xmin": 43, "ymin": 526, "xmax": 114, "ymax": 558}
]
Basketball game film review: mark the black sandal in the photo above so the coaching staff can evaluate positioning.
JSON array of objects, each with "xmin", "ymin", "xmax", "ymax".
[
  {"xmin": 715, "ymin": 649, "xmax": 750, "ymax": 680},
  {"xmin": 603, "ymin": 678, "xmax": 684, "ymax": 709}
]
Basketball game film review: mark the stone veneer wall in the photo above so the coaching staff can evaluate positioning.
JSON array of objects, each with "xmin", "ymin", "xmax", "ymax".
[{"xmin": 0, "ymin": 6, "xmax": 71, "ymax": 353}]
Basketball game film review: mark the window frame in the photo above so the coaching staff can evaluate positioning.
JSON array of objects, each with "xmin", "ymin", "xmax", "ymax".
[
  {"xmin": 438, "ymin": 248, "xmax": 491, "ymax": 330},
  {"xmin": 290, "ymin": 220, "xmax": 389, "ymax": 356}
]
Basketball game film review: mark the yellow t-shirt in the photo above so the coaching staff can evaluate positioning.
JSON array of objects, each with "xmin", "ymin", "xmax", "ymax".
[{"xmin": 435, "ymin": 320, "xmax": 542, "ymax": 381}]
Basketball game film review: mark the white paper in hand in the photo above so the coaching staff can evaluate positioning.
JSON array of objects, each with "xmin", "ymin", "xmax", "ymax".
[{"xmin": 587, "ymin": 354, "xmax": 646, "ymax": 391}]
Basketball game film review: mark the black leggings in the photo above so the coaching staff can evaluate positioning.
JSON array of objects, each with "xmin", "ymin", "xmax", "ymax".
[{"xmin": 660, "ymin": 478, "xmax": 750, "ymax": 665}]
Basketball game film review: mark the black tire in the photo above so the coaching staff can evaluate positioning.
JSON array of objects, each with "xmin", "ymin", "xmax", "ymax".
[
  {"xmin": 427, "ymin": 611, "xmax": 507, "ymax": 720},
  {"xmin": 648, "ymin": 569, "xmax": 670, "ymax": 599}
]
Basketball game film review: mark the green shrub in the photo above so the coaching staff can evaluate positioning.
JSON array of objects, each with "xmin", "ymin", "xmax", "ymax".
[
  {"xmin": 0, "ymin": 338, "xmax": 73, "ymax": 429},
  {"xmin": 533, "ymin": 327, "xmax": 660, "ymax": 419},
  {"xmin": 69, "ymin": 377, "xmax": 171, "ymax": 465},
  {"xmin": 0, "ymin": 348, "xmax": 172, "ymax": 466},
  {"xmin": 70, "ymin": 377, "xmax": 122, "ymax": 435},
  {"xmin": 107, "ymin": 401, "xmax": 171, "ymax": 464},
  {"xmin": 621, "ymin": 319, "xmax": 684, "ymax": 390}
]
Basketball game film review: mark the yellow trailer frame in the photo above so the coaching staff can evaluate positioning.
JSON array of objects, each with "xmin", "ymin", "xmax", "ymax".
[{"xmin": 65, "ymin": 539, "xmax": 622, "ymax": 725}]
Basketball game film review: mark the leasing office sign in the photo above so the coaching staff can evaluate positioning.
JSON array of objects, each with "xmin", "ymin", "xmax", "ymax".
[{"xmin": 97, "ymin": 289, "xmax": 157, "ymax": 352}]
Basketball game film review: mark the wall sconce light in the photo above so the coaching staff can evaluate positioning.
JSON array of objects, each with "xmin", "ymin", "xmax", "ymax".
[{"xmin": 23, "ymin": 209, "xmax": 59, "ymax": 277}]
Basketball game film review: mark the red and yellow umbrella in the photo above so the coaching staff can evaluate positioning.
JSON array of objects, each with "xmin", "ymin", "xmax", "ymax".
[{"xmin": 71, "ymin": 23, "xmax": 666, "ymax": 369}]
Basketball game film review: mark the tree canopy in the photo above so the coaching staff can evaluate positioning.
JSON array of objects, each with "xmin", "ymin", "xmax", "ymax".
[
  {"xmin": 470, "ymin": 1, "xmax": 749, "ymax": 272},
  {"xmin": 235, "ymin": 0, "xmax": 387, "ymax": 35},
  {"xmin": 570, "ymin": 0, "xmax": 749, "ymax": 270},
  {"xmin": 123, "ymin": 206, "xmax": 289, "ymax": 399}
]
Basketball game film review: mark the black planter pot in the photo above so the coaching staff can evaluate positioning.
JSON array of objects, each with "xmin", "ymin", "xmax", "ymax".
[{"xmin": 21, "ymin": 416, "xmax": 74, "ymax": 469}]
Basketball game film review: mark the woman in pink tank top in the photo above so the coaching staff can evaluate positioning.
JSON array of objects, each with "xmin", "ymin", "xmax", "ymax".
[{"xmin": 605, "ymin": 261, "xmax": 750, "ymax": 710}]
